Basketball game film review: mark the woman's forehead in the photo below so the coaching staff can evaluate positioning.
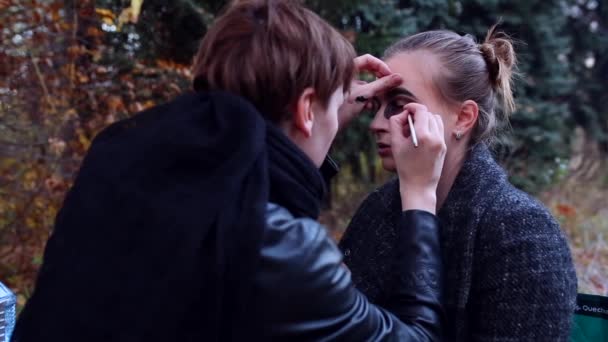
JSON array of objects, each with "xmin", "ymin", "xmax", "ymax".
[{"xmin": 385, "ymin": 51, "xmax": 444, "ymax": 102}]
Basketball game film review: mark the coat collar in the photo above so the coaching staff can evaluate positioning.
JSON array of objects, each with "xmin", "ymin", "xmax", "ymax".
[
  {"xmin": 438, "ymin": 143, "xmax": 508, "ymax": 224},
  {"xmin": 437, "ymin": 143, "xmax": 508, "ymax": 310}
]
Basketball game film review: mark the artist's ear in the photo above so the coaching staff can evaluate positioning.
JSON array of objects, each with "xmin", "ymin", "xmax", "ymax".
[{"xmin": 291, "ymin": 88, "xmax": 315, "ymax": 138}]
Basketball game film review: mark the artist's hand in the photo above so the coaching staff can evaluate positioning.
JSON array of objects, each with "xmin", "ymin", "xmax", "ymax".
[
  {"xmin": 338, "ymin": 54, "xmax": 402, "ymax": 130},
  {"xmin": 389, "ymin": 103, "xmax": 446, "ymax": 214}
]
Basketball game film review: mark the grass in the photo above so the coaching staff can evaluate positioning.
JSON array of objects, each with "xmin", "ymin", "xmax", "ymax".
[{"xmin": 541, "ymin": 180, "xmax": 608, "ymax": 296}]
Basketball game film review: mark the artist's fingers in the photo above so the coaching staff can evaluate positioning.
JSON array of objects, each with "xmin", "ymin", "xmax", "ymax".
[{"xmin": 354, "ymin": 54, "xmax": 393, "ymax": 77}]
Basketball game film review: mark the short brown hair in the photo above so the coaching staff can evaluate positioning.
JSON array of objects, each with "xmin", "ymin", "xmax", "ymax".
[
  {"xmin": 384, "ymin": 26, "xmax": 517, "ymax": 145},
  {"xmin": 192, "ymin": 0, "xmax": 356, "ymax": 122}
]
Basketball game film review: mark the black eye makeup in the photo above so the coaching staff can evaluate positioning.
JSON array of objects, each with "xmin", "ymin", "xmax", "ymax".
[
  {"xmin": 383, "ymin": 96, "xmax": 411, "ymax": 119},
  {"xmin": 372, "ymin": 86, "xmax": 420, "ymax": 119}
]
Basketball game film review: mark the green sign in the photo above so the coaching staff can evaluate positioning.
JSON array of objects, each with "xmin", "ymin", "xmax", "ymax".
[{"xmin": 572, "ymin": 293, "xmax": 608, "ymax": 342}]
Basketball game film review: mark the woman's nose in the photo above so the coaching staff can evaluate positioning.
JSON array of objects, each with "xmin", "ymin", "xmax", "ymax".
[{"xmin": 370, "ymin": 107, "xmax": 389, "ymax": 133}]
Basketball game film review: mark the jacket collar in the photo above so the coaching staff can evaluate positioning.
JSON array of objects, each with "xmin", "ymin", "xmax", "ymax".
[
  {"xmin": 436, "ymin": 143, "xmax": 508, "ymax": 309},
  {"xmin": 438, "ymin": 143, "xmax": 508, "ymax": 224}
]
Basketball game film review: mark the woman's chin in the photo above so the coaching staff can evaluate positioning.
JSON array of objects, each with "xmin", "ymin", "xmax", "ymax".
[{"xmin": 380, "ymin": 157, "xmax": 397, "ymax": 173}]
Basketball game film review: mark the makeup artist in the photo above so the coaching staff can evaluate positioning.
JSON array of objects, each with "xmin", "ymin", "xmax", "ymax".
[{"xmin": 13, "ymin": 1, "xmax": 446, "ymax": 341}]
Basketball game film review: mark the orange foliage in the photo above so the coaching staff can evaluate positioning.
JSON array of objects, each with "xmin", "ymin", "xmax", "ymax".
[
  {"xmin": 0, "ymin": 0, "xmax": 191, "ymax": 300},
  {"xmin": 556, "ymin": 203, "xmax": 577, "ymax": 218},
  {"xmin": 542, "ymin": 184, "xmax": 608, "ymax": 296}
]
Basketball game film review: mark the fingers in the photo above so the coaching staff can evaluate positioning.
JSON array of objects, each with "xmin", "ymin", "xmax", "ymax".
[
  {"xmin": 434, "ymin": 114, "xmax": 445, "ymax": 137},
  {"xmin": 354, "ymin": 54, "xmax": 392, "ymax": 77},
  {"xmin": 356, "ymin": 74, "xmax": 402, "ymax": 99},
  {"xmin": 350, "ymin": 54, "xmax": 402, "ymax": 102},
  {"xmin": 389, "ymin": 112, "xmax": 409, "ymax": 146},
  {"xmin": 400, "ymin": 104, "xmax": 446, "ymax": 149},
  {"xmin": 403, "ymin": 103, "xmax": 428, "ymax": 115},
  {"xmin": 427, "ymin": 114, "xmax": 445, "ymax": 141},
  {"xmin": 428, "ymin": 114, "xmax": 439, "ymax": 140},
  {"xmin": 406, "ymin": 104, "xmax": 431, "ymax": 141},
  {"xmin": 433, "ymin": 115, "xmax": 447, "ymax": 152},
  {"xmin": 425, "ymin": 114, "xmax": 447, "ymax": 153},
  {"xmin": 389, "ymin": 105, "xmax": 447, "ymax": 196}
]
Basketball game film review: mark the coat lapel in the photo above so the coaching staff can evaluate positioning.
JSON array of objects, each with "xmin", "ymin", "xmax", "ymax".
[{"xmin": 438, "ymin": 144, "xmax": 508, "ymax": 336}]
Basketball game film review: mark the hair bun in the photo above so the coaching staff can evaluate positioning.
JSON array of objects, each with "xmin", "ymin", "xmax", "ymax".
[
  {"xmin": 479, "ymin": 24, "xmax": 517, "ymax": 114},
  {"xmin": 479, "ymin": 25, "xmax": 516, "ymax": 87},
  {"xmin": 479, "ymin": 42, "xmax": 499, "ymax": 85}
]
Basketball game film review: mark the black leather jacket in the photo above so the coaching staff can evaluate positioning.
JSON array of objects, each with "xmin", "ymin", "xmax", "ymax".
[{"xmin": 253, "ymin": 203, "xmax": 444, "ymax": 341}]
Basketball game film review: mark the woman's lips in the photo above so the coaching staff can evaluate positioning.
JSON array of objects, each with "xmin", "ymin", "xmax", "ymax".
[{"xmin": 377, "ymin": 143, "xmax": 392, "ymax": 157}]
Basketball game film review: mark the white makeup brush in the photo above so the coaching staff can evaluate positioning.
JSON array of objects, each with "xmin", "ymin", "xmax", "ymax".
[{"xmin": 407, "ymin": 114, "xmax": 418, "ymax": 148}]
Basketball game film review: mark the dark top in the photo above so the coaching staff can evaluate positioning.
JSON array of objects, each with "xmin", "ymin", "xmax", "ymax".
[
  {"xmin": 13, "ymin": 91, "xmax": 444, "ymax": 341},
  {"xmin": 340, "ymin": 143, "xmax": 578, "ymax": 341},
  {"xmin": 257, "ymin": 203, "xmax": 444, "ymax": 341}
]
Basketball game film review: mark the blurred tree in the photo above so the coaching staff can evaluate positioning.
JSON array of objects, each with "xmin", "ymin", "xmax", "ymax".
[
  {"xmin": 56, "ymin": 0, "xmax": 607, "ymax": 192},
  {"xmin": 0, "ymin": 0, "xmax": 193, "ymax": 300},
  {"xmin": 334, "ymin": 0, "xmax": 581, "ymax": 192},
  {"xmin": 566, "ymin": 0, "xmax": 607, "ymax": 149},
  {"xmin": 124, "ymin": 0, "xmax": 607, "ymax": 191},
  {"xmin": 2, "ymin": 0, "xmax": 606, "ymax": 301}
]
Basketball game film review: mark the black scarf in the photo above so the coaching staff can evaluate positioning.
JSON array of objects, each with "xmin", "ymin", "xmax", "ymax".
[
  {"xmin": 13, "ymin": 91, "xmax": 325, "ymax": 342},
  {"xmin": 267, "ymin": 123, "xmax": 326, "ymax": 219}
]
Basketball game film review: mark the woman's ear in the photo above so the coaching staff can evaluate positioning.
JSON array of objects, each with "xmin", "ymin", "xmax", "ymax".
[
  {"xmin": 455, "ymin": 100, "xmax": 479, "ymax": 136},
  {"xmin": 292, "ymin": 87, "xmax": 316, "ymax": 138}
]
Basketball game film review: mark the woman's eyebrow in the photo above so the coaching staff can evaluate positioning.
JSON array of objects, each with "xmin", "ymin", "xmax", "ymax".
[{"xmin": 386, "ymin": 87, "xmax": 419, "ymax": 101}]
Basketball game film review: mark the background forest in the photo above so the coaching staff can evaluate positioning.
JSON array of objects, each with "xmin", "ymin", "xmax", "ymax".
[{"xmin": 1, "ymin": 0, "xmax": 607, "ymax": 308}]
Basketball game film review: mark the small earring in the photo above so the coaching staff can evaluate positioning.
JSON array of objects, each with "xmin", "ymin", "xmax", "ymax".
[{"xmin": 455, "ymin": 131, "xmax": 463, "ymax": 140}]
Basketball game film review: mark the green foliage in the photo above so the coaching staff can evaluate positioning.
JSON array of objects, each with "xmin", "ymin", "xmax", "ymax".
[
  {"xmin": 328, "ymin": 0, "xmax": 604, "ymax": 193},
  {"xmin": 566, "ymin": 0, "xmax": 608, "ymax": 147},
  {"xmin": 84, "ymin": 0, "xmax": 605, "ymax": 193},
  {"xmin": 2, "ymin": 0, "xmax": 606, "ymax": 299}
]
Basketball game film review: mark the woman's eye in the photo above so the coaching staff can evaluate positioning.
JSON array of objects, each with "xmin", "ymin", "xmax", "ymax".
[{"xmin": 383, "ymin": 99, "xmax": 407, "ymax": 119}]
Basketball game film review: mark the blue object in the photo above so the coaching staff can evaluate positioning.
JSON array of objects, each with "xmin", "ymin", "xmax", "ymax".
[{"xmin": 0, "ymin": 282, "xmax": 15, "ymax": 342}]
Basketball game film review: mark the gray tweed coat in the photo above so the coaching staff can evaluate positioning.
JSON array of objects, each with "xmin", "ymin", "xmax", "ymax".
[{"xmin": 339, "ymin": 144, "xmax": 577, "ymax": 341}]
